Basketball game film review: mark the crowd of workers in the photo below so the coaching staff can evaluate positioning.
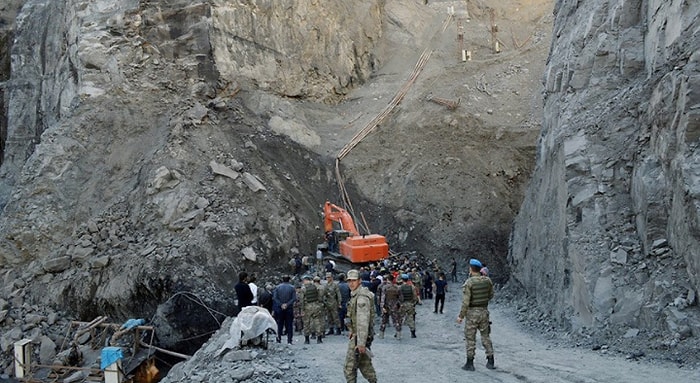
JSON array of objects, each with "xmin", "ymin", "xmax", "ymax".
[{"xmin": 233, "ymin": 255, "xmax": 494, "ymax": 382}]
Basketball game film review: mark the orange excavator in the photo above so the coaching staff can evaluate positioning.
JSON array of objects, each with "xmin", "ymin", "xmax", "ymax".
[{"xmin": 320, "ymin": 201, "xmax": 389, "ymax": 264}]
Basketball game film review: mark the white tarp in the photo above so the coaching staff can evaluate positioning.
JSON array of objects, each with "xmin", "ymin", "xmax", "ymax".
[{"xmin": 218, "ymin": 306, "xmax": 277, "ymax": 355}]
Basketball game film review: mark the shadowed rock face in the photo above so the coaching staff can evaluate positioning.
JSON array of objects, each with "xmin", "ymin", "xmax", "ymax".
[
  {"xmin": 0, "ymin": 0, "xmax": 382, "ymax": 356},
  {"xmin": 509, "ymin": 0, "xmax": 700, "ymax": 345}
]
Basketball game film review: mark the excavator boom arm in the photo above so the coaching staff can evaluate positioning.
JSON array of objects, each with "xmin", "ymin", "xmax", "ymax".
[{"xmin": 323, "ymin": 201, "xmax": 360, "ymax": 235}]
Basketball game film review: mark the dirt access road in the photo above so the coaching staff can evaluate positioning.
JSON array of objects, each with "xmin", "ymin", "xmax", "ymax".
[{"xmin": 292, "ymin": 284, "xmax": 699, "ymax": 382}]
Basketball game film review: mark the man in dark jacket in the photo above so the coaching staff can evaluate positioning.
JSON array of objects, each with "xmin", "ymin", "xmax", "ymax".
[
  {"xmin": 273, "ymin": 275, "xmax": 297, "ymax": 344},
  {"xmin": 235, "ymin": 271, "xmax": 254, "ymax": 309},
  {"xmin": 338, "ymin": 273, "xmax": 351, "ymax": 331}
]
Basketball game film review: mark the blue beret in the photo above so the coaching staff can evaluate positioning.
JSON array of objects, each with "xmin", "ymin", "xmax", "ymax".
[
  {"xmin": 469, "ymin": 259, "xmax": 482, "ymax": 268},
  {"xmin": 401, "ymin": 273, "xmax": 409, "ymax": 280}
]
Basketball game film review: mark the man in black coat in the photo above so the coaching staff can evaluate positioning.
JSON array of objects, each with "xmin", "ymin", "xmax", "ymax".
[{"xmin": 234, "ymin": 271, "xmax": 254, "ymax": 309}]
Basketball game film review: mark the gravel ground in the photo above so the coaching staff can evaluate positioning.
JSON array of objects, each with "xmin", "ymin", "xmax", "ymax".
[{"xmin": 160, "ymin": 276, "xmax": 699, "ymax": 383}]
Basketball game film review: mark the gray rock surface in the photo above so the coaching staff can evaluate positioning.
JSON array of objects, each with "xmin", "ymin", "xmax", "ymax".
[
  {"xmin": 509, "ymin": 0, "xmax": 700, "ymax": 360},
  {"xmin": 0, "ymin": 0, "xmax": 698, "ymax": 379}
]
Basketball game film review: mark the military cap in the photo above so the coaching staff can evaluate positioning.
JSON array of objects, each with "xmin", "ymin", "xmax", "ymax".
[
  {"xmin": 469, "ymin": 258, "xmax": 483, "ymax": 268},
  {"xmin": 313, "ymin": 275, "xmax": 321, "ymax": 282},
  {"xmin": 326, "ymin": 272, "xmax": 333, "ymax": 278},
  {"xmin": 347, "ymin": 269, "xmax": 360, "ymax": 280},
  {"xmin": 302, "ymin": 275, "xmax": 312, "ymax": 280}
]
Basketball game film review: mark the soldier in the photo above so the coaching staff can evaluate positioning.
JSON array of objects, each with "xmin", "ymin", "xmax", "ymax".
[
  {"xmin": 457, "ymin": 258, "xmax": 495, "ymax": 371},
  {"xmin": 301, "ymin": 275, "xmax": 324, "ymax": 344},
  {"xmin": 411, "ymin": 268, "xmax": 423, "ymax": 300},
  {"xmin": 379, "ymin": 274, "xmax": 402, "ymax": 339},
  {"xmin": 343, "ymin": 269, "xmax": 377, "ymax": 383},
  {"xmin": 398, "ymin": 274, "xmax": 418, "ymax": 338},
  {"xmin": 324, "ymin": 272, "xmax": 343, "ymax": 335},
  {"xmin": 293, "ymin": 284, "xmax": 304, "ymax": 334}
]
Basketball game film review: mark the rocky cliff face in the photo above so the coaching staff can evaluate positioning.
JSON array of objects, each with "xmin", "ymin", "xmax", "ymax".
[
  {"xmin": 0, "ymin": 0, "xmax": 383, "ymax": 360},
  {"xmin": 510, "ymin": 0, "xmax": 700, "ymax": 352},
  {"xmin": 0, "ymin": 0, "xmax": 383, "ymax": 265}
]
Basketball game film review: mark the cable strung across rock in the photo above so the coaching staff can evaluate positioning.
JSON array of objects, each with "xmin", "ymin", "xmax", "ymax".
[{"xmin": 336, "ymin": 48, "xmax": 433, "ymax": 162}]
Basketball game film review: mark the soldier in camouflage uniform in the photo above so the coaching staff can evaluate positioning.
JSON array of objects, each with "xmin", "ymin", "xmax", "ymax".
[
  {"xmin": 378, "ymin": 274, "xmax": 402, "ymax": 339},
  {"xmin": 343, "ymin": 269, "xmax": 377, "ymax": 383},
  {"xmin": 398, "ymin": 274, "xmax": 418, "ymax": 338},
  {"xmin": 301, "ymin": 275, "xmax": 324, "ymax": 344},
  {"xmin": 293, "ymin": 285, "xmax": 303, "ymax": 334},
  {"xmin": 457, "ymin": 258, "xmax": 495, "ymax": 371},
  {"xmin": 411, "ymin": 268, "xmax": 423, "ymax": 300},
  {"xmin": 324, "ymin": 272, "xmax": 343, "ymax": 335}
]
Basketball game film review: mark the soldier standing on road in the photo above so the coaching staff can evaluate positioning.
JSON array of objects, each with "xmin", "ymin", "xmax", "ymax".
[
  {"xmin": 301, "ymin": 275, "xmax": 324, "ymax": 344},
  {"xmin": 457, "ymin": 258, "xmax": 495, "ymax": 371},
  {"xmin": 398, "ymin": 274, "xmax": 418, "ymax": 338},
  {"xmin": 379, "ymin": 274, "xmax": 402, "ymax": 339},
  {"xmin": 344, "ymin": 269, "xmax": 377, "ymax": 383},
  {"xmin": 324, "ymin": 272, "xmax": 343, "ymax": 335}
]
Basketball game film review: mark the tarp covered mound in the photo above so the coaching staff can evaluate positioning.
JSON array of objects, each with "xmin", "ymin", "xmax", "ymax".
[{"xmin": 218, "ymin": 306, "xmax": 277, "ymax": 355}]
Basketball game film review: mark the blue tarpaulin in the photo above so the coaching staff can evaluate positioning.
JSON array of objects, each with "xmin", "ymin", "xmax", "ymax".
[
  {"xmin": 100, "ymin": 347, "xmax": 123, "ymax": 370},
  {"xmin": 121, "ymin": 318, "xmax": 145, "ymax": 329}
]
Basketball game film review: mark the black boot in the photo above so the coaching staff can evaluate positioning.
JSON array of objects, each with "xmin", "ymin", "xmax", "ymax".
[
  {"xmin": 411, "ymin": 330, "xmax": 416, "ymax": 338},
  {"xmin": 317, "ymin": 335, "xmax": 323, "ymax": 344},
  {"xmin": 304, "ymin": 335, "xmax": 310, "ymax": 344},
  {"xmin": 462, "ymin": 358, "xmax": 475, "ymax": 371},
  {"xmin": 326, "ymin": 328, "xmax": 334, "ymax": 336},
  {"xmin": 335, "ymin": 327, "xmax": 342, "ymax": 335},
  {"xmin": 486, "ymin": 355, "xmax": 495, "ymax": 369}
]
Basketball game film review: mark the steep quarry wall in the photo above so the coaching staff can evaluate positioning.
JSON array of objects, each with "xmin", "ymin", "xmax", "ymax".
[
  {"xmin": 0, "ymin": 0, "xmax": 383, "ymax": 358},
  {"xmin": 210, "ymin": 0, "xmax": 382, "ymax": 103},
  {"xmin": 510, "ymin": 0, "xmax": 700, "ymax": 347},
  {"xmin": 0, "ymin": 0, "xmax": 383, "ymax": 264}
]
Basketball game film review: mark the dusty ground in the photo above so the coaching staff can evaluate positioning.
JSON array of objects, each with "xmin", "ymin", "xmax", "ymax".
[
  {"xmin": 160, "ymin": 279, "xmax": 699, "ymax": 383},
  {"xmin": 289, "ymin": 285, "xmax": 699, "ymax": 382}
]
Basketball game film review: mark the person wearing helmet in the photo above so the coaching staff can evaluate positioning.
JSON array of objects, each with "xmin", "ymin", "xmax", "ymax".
[
  {"xmin": 457, "ymin": 258, "xmax": 495, "ymax": 371},
  {"xmin": 343, "ymin": 269, "xmax": 377, "ymax": 383}
]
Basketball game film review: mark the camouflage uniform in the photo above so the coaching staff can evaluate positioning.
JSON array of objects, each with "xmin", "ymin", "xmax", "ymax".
[
  {"xmin": 379, "ymin": 280, "xmax": 402, "ymax": 336},
  {"xmin": 324, "ymin": 276, "xmax": 342, "ymax": 333},
  {"xmin": 301, "ymin": 281, "xmax": 324, "ymax": 341},
  {"xmin": 293, "ymin": 295, "xmax": 304, "ymax": 333},
  {"xmin": 411, "ymin": 270, "xmax": 423, "ymax": 299},
  {"xmin": 459, "ymin": 274, "xmax": 494, "ymax": 360},
  {"xmin": 399, "ymin": 280, "xmax": 418, "ymax": 336},
  {"xmin": 344, "ymin": 275, "xmax": 377, "ymax": 383}
]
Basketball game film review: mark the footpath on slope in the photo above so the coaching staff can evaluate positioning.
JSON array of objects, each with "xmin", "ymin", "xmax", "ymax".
[{"xmin": 161, "ymin": 278, "xmax": 698, "ymax": 383}]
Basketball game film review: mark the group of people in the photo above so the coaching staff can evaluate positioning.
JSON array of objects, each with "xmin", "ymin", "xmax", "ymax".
[{"xmin": 233, "ymin": 255, "xmax": 496, "ymax": 382}]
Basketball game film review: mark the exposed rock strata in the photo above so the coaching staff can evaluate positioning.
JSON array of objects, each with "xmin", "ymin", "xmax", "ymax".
[{"xmin": 509, "ymin": 0, "xmax": 700, "ymax": 356}]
